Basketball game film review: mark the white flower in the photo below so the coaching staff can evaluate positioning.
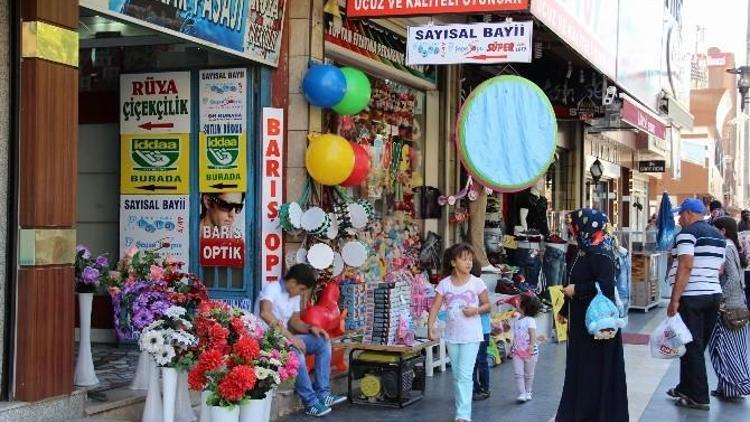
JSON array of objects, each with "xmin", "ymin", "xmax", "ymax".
[
  {"xmin": 170, "ymin": 330, "xmax": 196, "ymax": 348},
  {"xmin": 165, "ymin": 306, "xmax": 187, "ymax": 319},
  {"xmin": 155, "ymin": 345, "xmax": 176, "ymax": 366},
  {"xmin": 592, "ymin": 221, "xmax": 599, "ymax": 228},
  {"xmin": 140, "ymin": 329, "xmax": 166, "ymax": 354},
  {"xmin": 255, "ymin": 367, "xmax": 281, "ymax": 385},
  {"xmin": 269, "ymin": 358, "xmax": 282, "ymax": 367}
]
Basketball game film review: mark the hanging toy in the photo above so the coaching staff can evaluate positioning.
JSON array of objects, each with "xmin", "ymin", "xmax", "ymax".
[
  {"xmin": 438, "ymin": 177, "xmax": 479, "ymax": 206},
  {"xmin": 333, "ymin": 67, "xmax": 372, "ymax": 116},
  {"xmin": 340, "ymin": 143, "xmax": 371, "ymax": 187},
  {"xmin": 305, "ymin": 133, "xmax": 355, "ymax": 185},
  {"xmin": 302, "ymin": 64, "xmax": 347, "ymax": 108}
]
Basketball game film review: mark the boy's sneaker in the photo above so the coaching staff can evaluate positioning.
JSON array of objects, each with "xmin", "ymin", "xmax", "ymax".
[
  {"xmin": 305, "ymin": 402, "xmax": 331, "ymax": 417},
  {"xmin": 322, "ymin": 394, "xmax": 347, "ymax": 407},
  {"xmin": 525, "ymin": 393, "xmax": 533, "ymax": 401},
  {"xmin": 516, "ymin": 394, "xmax": 528, "ymax": 403}
]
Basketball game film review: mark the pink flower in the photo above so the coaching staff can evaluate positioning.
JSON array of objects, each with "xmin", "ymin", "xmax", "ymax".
[
  {"xmin": 109, "ymin": 271, "xmax": 122, "ymax": 282},
  {"xmin": 271, "ymin": 349, "xmax": 281, "ymax": 359},
  {"xmin": 149, "ymin": 264, "xmax": 164, "ymax": 281},
  {"xmin": 126, "ymin": 245, "xmax": 139, "ymax": 258}
]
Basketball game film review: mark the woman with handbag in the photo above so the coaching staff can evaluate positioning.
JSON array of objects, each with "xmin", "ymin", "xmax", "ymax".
[
  {"xmin": 708, "ymin": 217, "xmax": 750, "ymax": 399},
  {"xmin": 556, "ymin": 209, "xmax": 628, "ymax": 422}
]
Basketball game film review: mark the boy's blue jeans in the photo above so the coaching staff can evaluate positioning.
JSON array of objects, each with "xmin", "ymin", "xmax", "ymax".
[
  {"xmin": 473, "ymin": 334, "xmax": 490, "ymax": 393},
  {"xmin": 293, "ymin": 334, "xmax": 332, "ymax": 407}
]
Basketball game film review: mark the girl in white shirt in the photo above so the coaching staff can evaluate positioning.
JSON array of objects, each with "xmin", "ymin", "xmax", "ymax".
[{"xmin": 429, "ymin": 243, "xmax": 491, "ymax": 422}]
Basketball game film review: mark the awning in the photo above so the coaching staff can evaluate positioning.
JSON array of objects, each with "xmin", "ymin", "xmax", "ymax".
[
  {"xmin": 665, "ymin": 94, "xmax": 694, "ymax": 130},
  {"xmin": 620, "ymin": 93, "xmax": 668, "ymax": 140}
]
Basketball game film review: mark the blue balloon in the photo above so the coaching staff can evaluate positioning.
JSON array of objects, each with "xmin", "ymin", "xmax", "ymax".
[{"xmin": 302, "ymin": 64, "xmax": 347, "ymax": 108}]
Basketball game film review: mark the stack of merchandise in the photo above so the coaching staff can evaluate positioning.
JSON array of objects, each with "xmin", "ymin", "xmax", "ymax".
[
  {"xmin": 340, "ymin": 282, "xmax": 368, "ymax": 331},
  {"xmin": 364, "ymin": 280, "xmax": 411, "ymax": 345}
]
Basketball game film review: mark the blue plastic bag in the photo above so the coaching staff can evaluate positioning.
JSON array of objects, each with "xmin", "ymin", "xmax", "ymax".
[{"xmin": 585, "ymin": 282, "xmax": 626, "ymax": 340}]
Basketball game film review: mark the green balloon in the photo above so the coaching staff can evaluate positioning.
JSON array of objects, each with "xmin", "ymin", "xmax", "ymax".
[{"xmin": 333, "ymin": 67, "xmax": 372, "ymax": 115}]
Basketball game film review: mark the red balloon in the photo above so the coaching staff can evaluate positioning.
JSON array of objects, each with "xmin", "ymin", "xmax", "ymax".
[{"xmin": 340, "ymin": 143, "xmax": 371, "ymax": 187}]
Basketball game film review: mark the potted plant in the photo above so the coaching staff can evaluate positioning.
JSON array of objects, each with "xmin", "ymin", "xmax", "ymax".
[{"xmin": 73, "ymin": 245, "xmax": 111, "ymax": 387}]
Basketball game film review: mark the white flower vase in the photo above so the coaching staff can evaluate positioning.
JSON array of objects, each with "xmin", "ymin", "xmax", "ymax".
[
  {"xmin": 142, "ymin": 359, "xmax": 163, "ymax": 422},
  {"xmin": 239, "ymin": 399, "xmax": 265, "ymax": 422},
  {"xmin": 74, "ymin": 292, "xmax": 99, "ymax": 387},
  {"xmin": 210, "ymin": 405, "xmax": 239, "ymax": 422},
  {"xmin": 129, "ymin": 350, "xmax": 150, "ymax": 390},
  {"xmin": 175, "ymin": 370, "xmax": 196, "ymax": 422},
  {"xmin": 263, "ymin": 390, "xmax": 275, "ymax": 422},
  {"xmin": 199, "ymin": 390, "xmax": 211, "ymax": 422},
  {"xmin": 162, "ymin": 367, "xmax": 179, "ymax": 422}
]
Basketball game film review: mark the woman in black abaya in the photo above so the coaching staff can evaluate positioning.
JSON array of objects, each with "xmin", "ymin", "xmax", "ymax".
[{"xmin": 556, "ymin": 208, "xmax": 629, "ymax": 422}]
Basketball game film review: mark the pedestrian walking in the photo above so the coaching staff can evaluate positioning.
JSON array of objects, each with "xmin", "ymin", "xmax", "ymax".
[
  {"xmin": 556, "ymin": 208, "xmax": 628, "ymax": 422},
  {"xmin": 511, "ymin": 294, "xmax": 541, "ymax": 403},
  {"xmin": 708, "ymin": 217, "xmax": 750, "ymax": 399},
  {"xmin": 737, "ymin": 209, "xmax": 750, "ymax": 232},
  {"xmin": 470, "ymin": 259, "xmax": 491, "ymax": 401},
  {"xmin": 428, "ymin": 243, "xmax": 491, "ymax": 422},
  {"xmin": 666, "ymin": 198, "xmax": 725, "ymax": 410}
]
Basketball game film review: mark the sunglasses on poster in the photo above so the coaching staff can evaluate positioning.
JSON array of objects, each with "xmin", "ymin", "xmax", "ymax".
[{"xmin": 208, "ymin": 195, "xmax": 244, "ymax": 213}]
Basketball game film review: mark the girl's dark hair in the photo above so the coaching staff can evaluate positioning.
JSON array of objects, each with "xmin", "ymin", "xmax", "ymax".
[
  {"xmin": 713, "ymin": 216, "xmax": 748, "ymax": 268},
  {"xmin": 442, "ymin": 243, "xmax": 476, "ymax": 276},
  {"xmin": 520, "ymin": 294, "xmax": 542, "ymax": 317}
]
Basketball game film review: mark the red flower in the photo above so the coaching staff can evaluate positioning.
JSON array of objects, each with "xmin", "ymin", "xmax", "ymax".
[
  {"xmin": 188, "ymin": 367, "xmax": 207, "ymax": 391},
  {"xmin": 234, "ymin": 336, "xmax": 261, "ymax": 362},
  {"xmin": 209, "ymin": 323, "xmax": 229, "ymax": 340},
  {"xmin": 230, "ymin": 317, "xmax": 246, "ymax": 334},
  {"xmin": 198, "ymin": 348, "xmax": 225, "ymax": 372},
  {"xmin": 217, "ymin": 365, "xmax": 257, "ymax": 402}
]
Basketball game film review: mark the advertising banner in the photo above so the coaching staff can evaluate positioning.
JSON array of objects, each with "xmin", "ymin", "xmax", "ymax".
[
  {"xmin": 199, "ymin": 68, "xmax": 248, "ymax": 192},
  {"xmin": 620, "ymin": 94, "xmax": 667, "ymax": 140},
  {"xmin": 199, "ymin": 192, "xmax": 246, "ymax": 267},
  {"xmin": 81, "ymin": 0, "xmax": 287, "ymax": 67},
  {"xmin": 121, "ymin": 133, "xmax": 190, "ymax": 194},
  {"xmin": 120, "ymin": 195, "xmax": 190, "ymax": 263},
  {"xmin": 407, "ymin": 21, "xmax": 532, "ymax": 65},
  {"xmin": 120, "ymin": 72, "xmax": 191, "ymax": 134},
  {"xmin": 325, "ymin": 10, "xmax": 437, "ymax": 84},
  {"xmin": 261, "ymin": 108, "xmax": 284, "ymax": 287},
  {"xmin": 346, "ymin": 0, "xmax": 528, "ymax": 17},
  {"xmin": 530, "ymin": 0, "xmax": 618, "ymax": 79}
]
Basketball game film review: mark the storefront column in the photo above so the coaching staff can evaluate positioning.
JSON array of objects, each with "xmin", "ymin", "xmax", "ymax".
[{"xmin": 15, "ymin": 0, "xmax": 78, "ymax": 401}]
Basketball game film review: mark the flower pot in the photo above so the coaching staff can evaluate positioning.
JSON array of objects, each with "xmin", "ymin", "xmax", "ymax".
[
  {"xmin": 162, "ymin": 367, "xmax": 179, "ymax": 422},
  {"xmin": 210, "ymin": 405, "xmax": 239, "ymax": 422},
  {"xmin": 176, "ymin": 369, "xmax": 196, "ymax": 422},
  {"xmin": 74, "ymin": 292, "xmax": 99, "ymax": 386},
  {"xmin": 129, "ymin": 350, "xmax": 150, "ymax": 390},
  {"xmin": 262, "ymin": 390, "xmax": 275, "ymax": 421},
  {"xmin": 142, "ymin": 358, "xmax": 163, "ymax": 422},
  {"xmin": 239, "ymin": 399, "xmax": 266, "ymax": 422},
  {"xmin": 199, "ymin": 390, "xmax": 211, "ymax": 422}
]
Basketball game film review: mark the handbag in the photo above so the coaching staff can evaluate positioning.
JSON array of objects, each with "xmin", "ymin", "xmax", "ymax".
[{"xmin": 722, "ymin": 307, "xmax": 750, "ymax": 330}]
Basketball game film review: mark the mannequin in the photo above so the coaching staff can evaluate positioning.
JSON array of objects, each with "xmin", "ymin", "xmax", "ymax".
[{"xmin": 514, "ymin": 178, "xmax": 549, "ymax": 237}]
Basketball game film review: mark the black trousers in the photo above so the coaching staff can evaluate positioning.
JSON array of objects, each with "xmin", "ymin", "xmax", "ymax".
[{"xmin": 677, "ymin": 293, "xmax": 722, "ymax": 404}]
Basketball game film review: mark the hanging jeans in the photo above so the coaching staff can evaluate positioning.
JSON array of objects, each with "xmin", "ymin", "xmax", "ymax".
[
  {"xmin": 515, "ymin": 247, "xmax": 542, "ymax": 287},
  {"xmin": 446, "ymin": 341, "xmax": 481, "ymax": 421},
  {"xmin": 542, "ymin": 247, "xmax": 566, "ymax": 286},
  {"xmin": 294, "ymin": 334, "xmax": 332, "ymax": 407},
  {"xmin": 616, "ymin": 249, "xmax": 631, "ymax": 313}
]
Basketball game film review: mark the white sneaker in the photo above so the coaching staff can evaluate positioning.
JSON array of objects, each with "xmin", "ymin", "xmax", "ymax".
[
  {"xmin": 526, "ymin": 393, "xmax": 533, "ymax": 401},
  {"xmin": 516, "ymin": 394, "xmax": 527, "ymax": 403}
]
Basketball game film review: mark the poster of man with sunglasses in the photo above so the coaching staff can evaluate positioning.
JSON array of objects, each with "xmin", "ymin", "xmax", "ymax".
[{"xmin": 199, "ymin": 192, "xmax": 246, "ymax": 267}]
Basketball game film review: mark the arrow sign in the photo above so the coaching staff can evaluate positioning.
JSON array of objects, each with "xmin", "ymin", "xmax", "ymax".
[
  {"xmin": 139, "ymin": 122, "xmax": 175, "ymax": 131},
  {"xmin": 210, "ymin": 183, "xmax": 239, "ymax": 190},
  {"xmin": 136, "ymin": 184, "xmax": 178, "ymax": 191},
  {"xmin": 465, "ymin": 54, "xmax": 509, "ymax": 61}
]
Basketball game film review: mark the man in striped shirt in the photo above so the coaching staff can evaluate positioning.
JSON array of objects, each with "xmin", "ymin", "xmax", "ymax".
[{"xmin": 666, "ymin": 198, "xmax": 725, "ymax": 410}]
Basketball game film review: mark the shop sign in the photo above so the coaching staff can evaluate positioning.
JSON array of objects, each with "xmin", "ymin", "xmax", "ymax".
[
  {"xmin": 617, "ymin": 0, "xmax": 664, "ymax": 112},
  {"xmin": 620, "ymin": 95, "xmax": 667, "ymax": 140},
  {"xmin": 406, "ymin": 21, "xmax": 532, "ymax": 65},
  {"xmin": 325, "ymin": 10, "xmax": 437, "ymax": 84},
  {"xmin": 346, "ymin": 0, "xmax": 529, "ymax": 17},
  {"xmin": 119, "ymin": 195, "xmax": 190, "ymax": 263},
  {"xmin": 199, "ymin": 192, "xmax": 246, "ymax": 267},
  {"xmin": 530, "ymin": 0, "xmax": 618, "ymax": 79},
  {"xmin": 199, "ymin": 68, "xmax": 247, "ymax": 192},
  {"xmin": 638, "ymin": 160, "xmax": 666, "ymax": 173},
  {"xmin": 120, "ymin": 72, "xmax": 191, "ymax": 134},
  {"xmin": 81, "ymin": 0, "xmax": 287, "ymax": 67},
  {"xmin": 707, "ymin": 54, "xmax": 728, "ymax": 67},
  {"xmin": 120, "ymin": 134, "xmax": 190, "ymax": 194},
  {"xmin": 261, "ymin": 107, "xmax": 284, "ymax": 287}
]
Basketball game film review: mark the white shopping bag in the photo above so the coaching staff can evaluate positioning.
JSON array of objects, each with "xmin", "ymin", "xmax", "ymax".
[{"xmin": 649, "ymin": 314, "xmax": 694, "ymax": 359}]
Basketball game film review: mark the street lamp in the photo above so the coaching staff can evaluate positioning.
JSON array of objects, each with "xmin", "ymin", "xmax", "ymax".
[
  {"xmin": 727, "ymin": 66, "xmax": 750, "ymax": 112},
  {"xmin": 590, "ymin": 159, "xmax": 604, "ymax": 183}
]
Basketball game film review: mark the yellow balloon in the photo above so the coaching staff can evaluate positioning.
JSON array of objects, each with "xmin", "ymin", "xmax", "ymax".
[{"xmin": 305, "ymin": 134, "xmax": 355, "ymax": 185}]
